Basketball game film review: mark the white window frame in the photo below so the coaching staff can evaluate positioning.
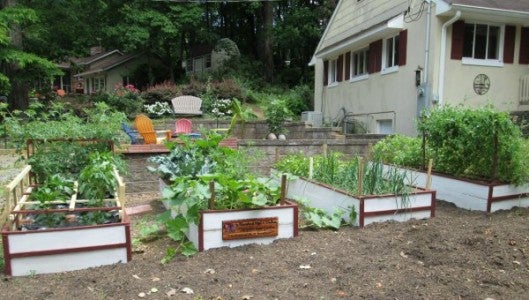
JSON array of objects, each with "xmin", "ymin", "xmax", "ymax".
[
  {"xmin": 462, "ymin": 22, "xmax": 504, "ymax": 67},
  {"xmin": 328, "ymin": 58, "xmax": 338, "ymax": 86},
  {"xmin": 350, "ymin": 48, "xmax": 369, "ymax": 82},
  {"xmin": 92, "ymin": 76, "xmax": 105, "ymax": 92},
  {"xmin": 381, "ymin": 35, "xmax": 399, "ymax": 74}
]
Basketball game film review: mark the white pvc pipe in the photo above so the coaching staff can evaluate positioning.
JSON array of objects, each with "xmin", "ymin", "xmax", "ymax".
[{"xmin": 438, "ymin": 10, "xmax": 461, "ymax": 106}]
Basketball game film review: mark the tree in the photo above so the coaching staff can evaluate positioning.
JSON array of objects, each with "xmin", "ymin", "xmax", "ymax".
[{"xmin": 0, "ymin": 1, "xmax": 61, "ymax": 109}]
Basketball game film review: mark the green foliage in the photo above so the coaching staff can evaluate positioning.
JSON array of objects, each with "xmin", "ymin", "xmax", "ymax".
[
  {"xmin": 78, "ymin": 151, "xmax": 126, "ymax": 205},
  {"xmin": 28, "ymin": 142, "xmax": 112, "ymax": 183},
  {"xmin": 149, "ymin": 130, "xmax": 278, "ymax": 258},
  {"xmin": 372, "ymin": 135, "xmax": 424, "ymax": 169},
  {"xmin": 2, "ymin": 102, "xmax": 126, "ymax": 149},
  {"xmin": 417, "ymin": 106, "xmax": 529, "ymax": 184},
  {"xmin": 264, "ymin": 98, "xmax": 293, "ymax": 134},
  {"xmin": 275, "ymin": 152, "xmax": 412, "ymax": 196},
  {"xmin": 31, "ymin": 175, "xmax": 75, "ymax": 207},
  {"xmin": 91, "ymin": 85, "xmax": 144, "ymax": 119},
  {"xmin": 296, "ymin": 197, "xmax": 344, "ymax": 230}
]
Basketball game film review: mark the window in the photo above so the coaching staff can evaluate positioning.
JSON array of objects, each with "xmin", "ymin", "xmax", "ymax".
[
  {"xmin": 384, "ymin": 35, "xmax": 400, "ymax": 70},
  {"xmin": 377, "ymin": 119, "xmax": 393, "ymax": 134},
  {"xmin": 463, "ymin": 23, "xmax": 500, "ymax": 60},
  {"xmin": 351, "ymin": 48, "xmax": 369, "ymax": 78},
  {"xmin": 205, "ymin": 54, "xmax": 212, "ymax": 69},
  {"xmin": 328, "ymin": 58, "xmax": 338, "ymax": 85},
  {"xmin": 92, "ymin": 77, "xmax": 105, "ymax": 92}
]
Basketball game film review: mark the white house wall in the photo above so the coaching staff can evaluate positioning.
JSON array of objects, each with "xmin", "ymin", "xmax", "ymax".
[
  {"xmin": 313, "ymin": 1, "xmax": 529, "ymax": 136},
  {"xmin": 443, "ymin": 26, "xmax": 529, "ymax": 111},
  {"xmin": 315, "ymin": 1, "xmax": 432, "ymax": 135}
]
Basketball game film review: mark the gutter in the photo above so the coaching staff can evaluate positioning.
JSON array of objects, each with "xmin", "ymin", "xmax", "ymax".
[{"xmin": 437, "ymin": 10, "xmax": 461, "ymax": 106}]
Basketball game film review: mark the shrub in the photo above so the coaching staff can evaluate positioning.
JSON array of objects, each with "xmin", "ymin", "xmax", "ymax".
[
  {"xmin": 372, "ymin": 134, "xmax": 424, "ymax": 169},
  {"xmin": 141, "ymin": 81, "xmax": 179, "ymax": 104},
  {"xmin": 93, "ymin": 84, "xmax": 144, "ymax": 118},
  {"xmin": 264, "ymin": 98, "xmax": 293, "ymax": 134}
]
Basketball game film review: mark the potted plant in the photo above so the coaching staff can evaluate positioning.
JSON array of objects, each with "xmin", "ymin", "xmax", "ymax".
[
  {"xmin": 148, "ymin": 131, "xmax": 298, "ymax": 259},
  {"xmin": 264, "ymin": 98, "xmax": 292, "ymax": 139},
  {"xmin": 2, "ymin": 148, "xmax": 130, "ymax": 276},
  {"xmin": 373, "ymin": 106, "xmax": 529, "ymax": 212},
  {"xmin": 273, "ymin": 152, "xmax": 436, "ymax": 228}
]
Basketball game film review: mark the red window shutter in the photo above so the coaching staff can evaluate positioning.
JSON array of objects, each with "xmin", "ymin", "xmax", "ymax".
[
  {"xmin": 503, "ymin": 25, "xmax": 515, "ymax": 63},
  {"xmin": 337, "ymin": 54, "xmax": 344, "ymax": 82},
  {"xmin": 520, "ymin": 27, "xmax": 529, "ymax": 64},
  {"xmin": 451, "ymin": 20, "xmax": 465, "ymax": 60},
  {"xmin": 398, "ymin": 30, "xmax": 407, "ymax": 66},
  {"xmin": 323, "ymin": 60, "xmax": 329, "ymax": 86},
  {"xmin": 345, "ymin": 52, "xmax": 351, "ymax": 80},
  {"xmin": 368, "ymin": 40, "xmax": 382, "ymax": 73}
]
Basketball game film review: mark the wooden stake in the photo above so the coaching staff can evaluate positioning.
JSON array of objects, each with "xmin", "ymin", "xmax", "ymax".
[
  {"xmin": 357, "ymin": 157, "xmax": 364, "ymax": 196},
  {"xmin": 209, "ymin": 181, "xmax": 215, "ymax": 210},
  {"xmin": 426, "ymin": 159, "xmax": 433, "ymax": 190},
  {"xmin": 274, "ymin": 147, "xmax": 280, "ymax": 162},
  {"xmin": 322, "ymin": 143, "xmax": 328, "ymax": 156},
  {"xmin": 280, "ymin": 174, "xmax": 287, "ymax": 205}
]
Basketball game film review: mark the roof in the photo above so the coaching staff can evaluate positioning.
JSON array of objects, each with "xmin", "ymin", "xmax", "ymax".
[
  {"xmin": 446, "ymin": 0, "xmax": 529, "ymax": 12},
  {"xmin": 75, "ymin": 52, "xmax": 141, "ymax": 77},
  {"xmin": 57, "ymin": 50, "xmax": 123, "ymax": 69}
]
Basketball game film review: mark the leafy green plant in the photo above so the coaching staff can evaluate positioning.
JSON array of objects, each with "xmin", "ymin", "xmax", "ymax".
[
  {"xmin": 373, "ymin": 106, "xmax": 529, "ymax": 184},
  {"xmin": 275, "ymin": 152, "xmax": 412, "ymax": 197},
  {"xmin": 31, "ymin": 174, "xmax": 75, "ymax": 208},
  {"xmin": 264, "ymin": 98, "xmax": 293, "ymax": 134},
  {"xmin": 149, "ymin": 130, "xmax": 280, "ymax": 259},
  {"xmin": 295, "ymin": 197, "xmax": 344, "ymax": 230},
  {"xmin": 78, "ymin": 151, "xmax": 126, "ymax": 206}
]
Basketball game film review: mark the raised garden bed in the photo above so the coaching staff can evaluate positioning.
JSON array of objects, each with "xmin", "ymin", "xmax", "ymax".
[
  {"xmin": 382, "ymin": 164, "xmax": 529, "ymax": 212},
  {"xmin": 159, "ymin": 179, "xmax": 298, "ymax": 251},
  {"xmin": 2, "ymin": 165, "xmax": 131, "ymax": 276},
  {"xmin": 284, "ymin": 175, "xmax": 435, "ymax": 228}
]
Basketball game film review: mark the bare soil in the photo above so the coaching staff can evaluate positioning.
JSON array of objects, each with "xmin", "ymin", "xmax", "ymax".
[
  {"xmin": 1, "ymin": 154, "xmax": 529, "ymax": 299},
  {"xmin": 1, "ymin": 192, "xmax": 528, "ymax": 300}
]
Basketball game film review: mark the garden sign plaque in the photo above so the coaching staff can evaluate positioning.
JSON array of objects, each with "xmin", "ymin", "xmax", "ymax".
[{"xmin": 222, "ymin": 217, "xmax": 278, "ymax": 240}]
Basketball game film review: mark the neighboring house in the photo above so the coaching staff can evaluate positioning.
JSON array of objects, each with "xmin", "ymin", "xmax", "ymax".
[
  {"xmin": 310, "ymin": 0, "xmax": 529, "ymax": 135},
  {"xmin": 185, "ymin": 38, "xmax": 240, "ymax": 75},
  {"xmin": 55, "ymin": 47, "xmax": 144, "ymax": 94}
]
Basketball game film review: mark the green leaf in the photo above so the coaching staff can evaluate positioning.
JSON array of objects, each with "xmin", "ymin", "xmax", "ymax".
[{"xmin": 180, "ymin": 241, "xmax": 198, "ymax": 257}]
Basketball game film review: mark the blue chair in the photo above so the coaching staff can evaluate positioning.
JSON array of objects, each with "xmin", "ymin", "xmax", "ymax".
[{"xmin": 121, "ymin": 123, "xmax": 140, "ymax": 144}]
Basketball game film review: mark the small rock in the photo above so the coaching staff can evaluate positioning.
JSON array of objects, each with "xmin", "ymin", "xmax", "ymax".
[
  {"xmin": 166, "ymin": 288, "xmax": 177, "ymax": 297},
  {"xmin": 299, "ymin": 265, "xmax": 311, "ymax": 269},
  {"xmin": 138, "ymin": 292, "xmax": 146, "ymax": 298},
  {"xmin": 181, "ymin": 287, "xmax": 194, "ymax": 294},
  {"xmin": 205, "ymin": 268, "xmax": 216, "ymax": 274},
  {"xmin": 242, "ymin": 295, "xmax": 253, "ymax": 300}
]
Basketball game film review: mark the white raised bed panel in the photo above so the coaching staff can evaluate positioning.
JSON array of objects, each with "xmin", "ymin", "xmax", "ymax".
[
  {"xmin": 2, "ymin": 221, "xmax": 131, "ymax": 276},
  {"xmin": 383, "ymin": 164, "xmax": 529, "ymax": 212},
  {"xmin": 286, "ymin": 177, "xmax": 435, "ymax": 228},
  {"xmin": 189, "ymin": 203, "xmax": 298, "ymax": 251}
]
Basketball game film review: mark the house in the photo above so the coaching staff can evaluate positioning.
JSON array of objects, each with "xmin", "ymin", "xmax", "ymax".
[
  {"xmin": 310, "ymin": 0, "xmax": 529, "ymax": 135},
  {"xmin": 55, "ymin": 47, "xmax": 144, "ymax": 94},
  {"xmin": 185, "ymin": 38, "xmax": 240, "ymax": 75}
]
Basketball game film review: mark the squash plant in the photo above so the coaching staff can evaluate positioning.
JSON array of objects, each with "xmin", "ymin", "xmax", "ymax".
[{"xmin": 149, "ymin": 131, "xmax": 280, "ymax": 259}]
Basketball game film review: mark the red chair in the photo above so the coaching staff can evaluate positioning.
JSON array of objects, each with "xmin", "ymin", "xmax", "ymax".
[{"xmin": 174, "ymin": 118, "xmax": 193, "ymax": 135}]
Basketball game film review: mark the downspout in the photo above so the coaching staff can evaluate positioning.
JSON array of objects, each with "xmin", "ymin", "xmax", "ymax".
[
  {"xmin": 438, "ymin": 10, "xmax": 461, "ymax": 106},
  {"xmin": 423, "ymin": 1, "xmax": 432, "ymax": 85}
]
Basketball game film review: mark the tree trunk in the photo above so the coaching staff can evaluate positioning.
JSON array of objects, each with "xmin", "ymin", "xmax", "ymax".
[{"xmin": 260, "ymin": 1, "xmax": 274, "ymax": 82}]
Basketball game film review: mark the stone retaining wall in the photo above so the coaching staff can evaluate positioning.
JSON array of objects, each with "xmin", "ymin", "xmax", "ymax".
[{"xmin": 122, "ymin": 135, "xmax": 385, "ymax": 193}]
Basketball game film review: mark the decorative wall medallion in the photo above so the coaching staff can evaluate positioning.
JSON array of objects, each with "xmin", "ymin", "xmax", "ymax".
[{"xmin": 473, "ymin": 74, "xmax": 490, "ymax": 95}]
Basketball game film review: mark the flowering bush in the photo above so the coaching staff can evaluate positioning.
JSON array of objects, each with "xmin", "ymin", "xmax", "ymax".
[
  {"xmin": 144, "ymin": 101, "xmax": 172, "ymax": 118},
  {"xmin": 92, "ymin": 84, "xmax": 144, "ymax": 118},
  {"xmin": 211, "ymin": 98, "xmax": 232, "ymax": 118}
]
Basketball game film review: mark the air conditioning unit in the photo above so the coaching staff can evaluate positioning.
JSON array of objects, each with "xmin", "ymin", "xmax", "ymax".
[{"xmin": 301, "ymin": 111, "xmax": 322, "ymax": 127}]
